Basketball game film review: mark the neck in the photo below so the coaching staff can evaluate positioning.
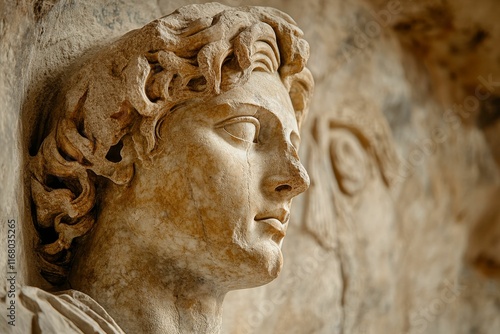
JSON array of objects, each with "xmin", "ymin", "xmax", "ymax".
[{"xmin": 68, "ymin": 211, "xmax": 226, "ymax": 334}]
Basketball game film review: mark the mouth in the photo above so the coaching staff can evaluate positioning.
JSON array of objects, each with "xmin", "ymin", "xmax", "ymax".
[
  {"xmin": 255, "ymin": 216, "xmax": 288, "ymax": 244},
  {"xmin": 255, "ymin": 208, "xmax": 290, "ymax": 243},
  {"xmin": 260, "ymin": 218, "xmax": 286, "ymax": 234}
]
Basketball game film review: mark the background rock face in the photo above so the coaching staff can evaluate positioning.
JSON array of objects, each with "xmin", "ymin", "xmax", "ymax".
[{"xmin": 1, "ymin": 0, "xmax": 499, "ymax": 333}]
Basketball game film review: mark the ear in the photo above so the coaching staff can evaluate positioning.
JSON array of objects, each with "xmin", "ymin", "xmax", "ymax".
[{"xmin": 329, "ymin": 128, "xmax": 369, "ymax": 196}]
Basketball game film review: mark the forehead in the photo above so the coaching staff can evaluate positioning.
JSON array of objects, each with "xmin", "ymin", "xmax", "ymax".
[{"xmin": 204, "ymin": 72, "xmax": 298, "ymax": 128}]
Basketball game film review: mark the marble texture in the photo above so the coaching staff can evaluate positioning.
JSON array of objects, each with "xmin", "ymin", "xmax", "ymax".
[{"xmin": 18, "ymin": 3, "xmax": 313, "ymax": 333}]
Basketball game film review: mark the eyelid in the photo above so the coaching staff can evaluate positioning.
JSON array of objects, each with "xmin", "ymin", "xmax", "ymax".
[{"xmin": 215, "ymin": 116, "xmax": 261, "ymax": 143}]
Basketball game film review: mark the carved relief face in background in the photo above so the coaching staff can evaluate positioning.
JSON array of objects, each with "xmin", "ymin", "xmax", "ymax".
[{"xmin": 124, "ymin": 72, "xmax": 309, "ymax": 289}]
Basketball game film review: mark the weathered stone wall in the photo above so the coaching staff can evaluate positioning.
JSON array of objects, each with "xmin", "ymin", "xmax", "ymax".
[{"xmin": 1, "ymin": 0, "xmax": 499, "ymax": 333}]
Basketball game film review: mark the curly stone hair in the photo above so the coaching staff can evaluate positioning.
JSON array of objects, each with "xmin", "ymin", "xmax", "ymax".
[{"xmin": 29, "ymin": 3, "xmax": 314, "ymax": 285}]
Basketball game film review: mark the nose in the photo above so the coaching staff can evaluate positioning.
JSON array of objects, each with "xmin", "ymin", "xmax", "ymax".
[{"xmin": 263, "ymin": 144, "xmax": 310, "ymax": 200}]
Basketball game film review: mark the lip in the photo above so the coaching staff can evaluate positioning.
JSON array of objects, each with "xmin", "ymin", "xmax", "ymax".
[{"xmin": 255, "ymin": 218, "xmax": 287, "ymax": 240}]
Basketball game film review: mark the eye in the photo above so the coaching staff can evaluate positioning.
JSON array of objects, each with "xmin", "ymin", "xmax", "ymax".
[{"xmin": 216, "ymin": 116, "xmax": 260, "ymax": 144}]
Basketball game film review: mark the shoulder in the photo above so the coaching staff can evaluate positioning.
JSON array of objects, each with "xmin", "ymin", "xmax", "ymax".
[{"xmin": 7, "ymin": 286, "xmax": 125, "ymax": 334}]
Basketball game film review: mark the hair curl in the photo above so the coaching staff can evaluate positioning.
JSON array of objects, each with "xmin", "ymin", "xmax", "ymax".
[{"xmin": 29, "ymin": 3, "xmax": 314, "ymax": 285}]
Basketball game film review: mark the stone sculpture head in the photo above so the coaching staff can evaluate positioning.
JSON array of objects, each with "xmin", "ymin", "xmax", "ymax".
[{"xmin": 30, "ymin": 2, "xmax": 313, "ymax": 299}]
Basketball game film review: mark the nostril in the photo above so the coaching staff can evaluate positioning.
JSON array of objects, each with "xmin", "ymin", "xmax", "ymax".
[{"xmin": 275, "ymin": 184, "xmax": 292, "ymax": 192}]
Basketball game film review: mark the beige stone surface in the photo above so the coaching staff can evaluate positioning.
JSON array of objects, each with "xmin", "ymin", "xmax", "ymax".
[
  {"xmin": 5, "ymin": 3, "xmax": 313, "ymax": 333},
  {"xmin": 1, "ymin": 0, "xmax": 499, "ymax": 333}
]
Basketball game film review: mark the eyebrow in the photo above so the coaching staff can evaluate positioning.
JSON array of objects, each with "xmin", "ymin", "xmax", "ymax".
[{"xmin": 215, "ymin": 101, "xmax": 298, "ymax": 122}]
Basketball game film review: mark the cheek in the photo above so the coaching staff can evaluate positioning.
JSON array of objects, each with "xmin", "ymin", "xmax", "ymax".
[{"xmin": 186, "ymin": 141, "xmax": 254, "ymax": 241}]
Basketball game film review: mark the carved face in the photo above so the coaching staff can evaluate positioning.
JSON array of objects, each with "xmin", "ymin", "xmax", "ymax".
[{"xmin": 124, "ymin": 72, "xmax": 309, "ymax": 289}]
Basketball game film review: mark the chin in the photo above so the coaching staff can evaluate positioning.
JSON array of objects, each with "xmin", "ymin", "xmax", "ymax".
[
  {"xmin": 265, "ymin": 243, "xmax": 284, "ymax": 278},
  {"xmin": 217, "ymin": 238, "xmax": 285, "ymax": 290},
  {"xmin": 239, "ymin": 243, "xmax": 284, "ymax": 289}
]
